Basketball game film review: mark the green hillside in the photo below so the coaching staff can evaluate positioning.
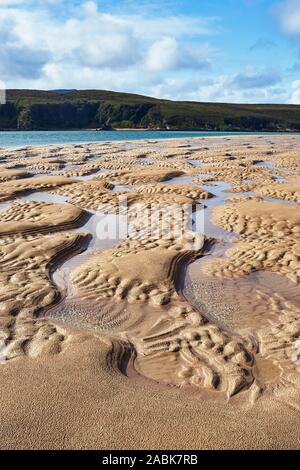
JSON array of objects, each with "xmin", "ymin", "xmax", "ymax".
[{"xmin": 0, "ymin": 89, "xmax": 299, "ymax": 131}]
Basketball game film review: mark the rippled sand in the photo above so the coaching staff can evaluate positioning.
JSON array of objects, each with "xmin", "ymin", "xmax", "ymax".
[{"xmin": 0, "ymin": 135, "xmax": 300, "ymax": 449}]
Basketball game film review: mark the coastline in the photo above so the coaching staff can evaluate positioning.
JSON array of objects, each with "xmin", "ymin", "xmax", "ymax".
[
  {"xmin": 1, "ymin": 127, "xmax": 299, "ymax": 132},
  {"xmin": 0, "ymin": 130, "xmax": 299, "ymax": 150}
]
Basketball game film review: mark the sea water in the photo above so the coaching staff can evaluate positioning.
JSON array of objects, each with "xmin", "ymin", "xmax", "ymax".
[{"xmin": 0, "ymin": 130, "xmax": 288, "ymax": 148}]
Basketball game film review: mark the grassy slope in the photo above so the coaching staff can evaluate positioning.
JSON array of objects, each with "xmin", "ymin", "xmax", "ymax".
[{"xmin": 2, "ymin": 89, "xmax": 300, "ymax": 131}]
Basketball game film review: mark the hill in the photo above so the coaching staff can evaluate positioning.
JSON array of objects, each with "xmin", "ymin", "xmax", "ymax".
[{"xmin": 0, "ymin": 89, "xmax": 300, "ymax": 131}]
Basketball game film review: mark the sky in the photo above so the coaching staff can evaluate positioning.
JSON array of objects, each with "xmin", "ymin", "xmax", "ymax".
[{"xmin": 0, "ymin": 0, "xmax": 300, "ymax": 103}]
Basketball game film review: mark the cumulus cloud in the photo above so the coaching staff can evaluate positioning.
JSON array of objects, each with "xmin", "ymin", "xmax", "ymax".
[
  {"xmin": 146, "ymin": 37, "xmax": 211, "ymax": 71},
  {"xmin": 146, "ymin": 72, "xmax": 290, "ymax": 105},
  {"xmin": 0, "ymin": 0, "xmax": 215, "ymax": 87},
  {"xmin": 0, "ymin": 45, "xmax": 49, "ymax": 79},
  {"xmin": 0, "ymin": 0, "xmax": 295, "ymax": 104},
  {"xmin": 274, "ymin": 0, "xmax": 300, "ymax": 95},
  {"xmin": 0, "ymin": 15, "xmax": 49, "ymax": 79}
]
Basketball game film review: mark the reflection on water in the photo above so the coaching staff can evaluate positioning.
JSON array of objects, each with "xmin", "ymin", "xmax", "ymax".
[
  {"xmin": 52, "ymin": 211, "xmax": 122, "ymax": 298},
  {"xmin": 254, "ymin": 161, "xmax": 276, "ymax": 169},
  {"xmin": 0, "ymin": 201, "xmax": 12, "ymax": 212},
  {"xmin": 184, "ymin": 258, "xmax": 300, "ymax": 334},
  {"xmin": 272, "ymin": 174, "xmax": 288, "ymax": 183},
  {"xmin": 112, "ymin": 184, "xmax": 131, "ymax": 193},
  {"xmin": 188, "ymin": 159, "xmax": 202, "ymax": 167},
  {"xmin": 200, "ymin": 181, "xmax": 239, "ymax": 241},
  {"xmin": 264, "ymin": 197, "xmax": 298, "ymax": 205},
  {"xmin": 165, "ymin": 174, "xmax": 199, "ymax": 185},
  {"xmin": 18, "ymin": 191, "xmax": 69, "ymax": 204}
]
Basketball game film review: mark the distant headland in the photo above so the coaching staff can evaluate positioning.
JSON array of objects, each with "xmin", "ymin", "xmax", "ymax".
[{"xmin": 1, "ymin": 89, "xmax": 300, "ymax": 132}]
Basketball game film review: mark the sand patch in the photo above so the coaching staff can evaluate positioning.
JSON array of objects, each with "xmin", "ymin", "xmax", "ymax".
[
  {"xmin": 96, "ymin": 167, "xmax": 185, "ymax": 184},
  {"xmin": 0, "ymin": 200, "xmax": 87, "ymax": 235},
  {"xmin": 203, "ymin": 201, "xmax": 300, "ymax": 282},
  {"xmin": 255, "ymin": 179, "xmax": 300, "ymax": 203},
  {"xmin": 0, "ymin": 232, "xmax": 88, "ymax": 317},
  {"xmin": 0, "ymin": 169, "xmax": 31, "ymax": 182},
  {"xmin": 134, "ymin": 182, "xmax": 213, "ymax": 200},
  {"xmin": 0, "ymin": 175, "xmax": 75, "ymax": 202}
]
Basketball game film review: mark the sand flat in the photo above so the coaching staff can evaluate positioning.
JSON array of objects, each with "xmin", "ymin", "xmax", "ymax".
[{"xmin": 0, "ymin": 135, "xmax": 300, "ymax": 449}]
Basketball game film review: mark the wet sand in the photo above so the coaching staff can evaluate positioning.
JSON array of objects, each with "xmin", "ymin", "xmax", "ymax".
[{"xmin": 0, "ymin": 134, "xmax": 300, "ymax": 449}]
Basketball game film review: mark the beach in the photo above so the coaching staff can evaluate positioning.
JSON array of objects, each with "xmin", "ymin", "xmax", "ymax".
[{"xmin": 0, "ymin": 134, "xmax": 300, "ymax": 449}]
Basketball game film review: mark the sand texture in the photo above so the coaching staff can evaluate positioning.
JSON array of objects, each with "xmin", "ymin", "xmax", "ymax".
[{"xmin": 0, "ymin": 135, "xmax": 300, "ymax": 449}]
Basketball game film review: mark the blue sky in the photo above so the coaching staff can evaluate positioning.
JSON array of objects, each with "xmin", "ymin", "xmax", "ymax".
[{"xmin": 0, "ymin": 0, "xmax": 300, "ymax": 103}]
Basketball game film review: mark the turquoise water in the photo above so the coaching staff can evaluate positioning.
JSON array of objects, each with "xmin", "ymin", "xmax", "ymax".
[{"xmin": 0, "ymin": 130, "xmax": 285, "ymax": 148}]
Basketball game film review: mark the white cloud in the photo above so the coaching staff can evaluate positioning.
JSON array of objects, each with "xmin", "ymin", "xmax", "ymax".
[
  {"xmin": 289, "ymin": 80, "xmax": 300, "ymax": 103},
  {"xmin": 146, "ymin": 37, "xmax": 179, "ymax": 72},
  {"xmin": 129, "ymin": 14, "xmax": 217, "ymax": 39},
  {"xmin": 148, "ymin": 71, "xmax": 291, "ymax": 105},
  {"xmin": 0, "ymin": 0, "xmax": 216, "ymax": 88},
  {"xmin": 0, "ymin": 0, "xmax": 295, "ymax": 103},
  {"xmin": 276, "ymin": 0, "xmax": 300, "ymax": 35},
  {"xmin": 146, "ymin": 37, "xmax": 212, "ymax": 71}
]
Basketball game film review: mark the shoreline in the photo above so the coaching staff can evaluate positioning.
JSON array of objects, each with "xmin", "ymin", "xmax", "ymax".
[
  {"xmin": 0, "ymin": 131, "xmax": 299, "ymax": 151},
  {"xmin": 1, "ymin": 128, "xmax": 300, "ymax": 132}
]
